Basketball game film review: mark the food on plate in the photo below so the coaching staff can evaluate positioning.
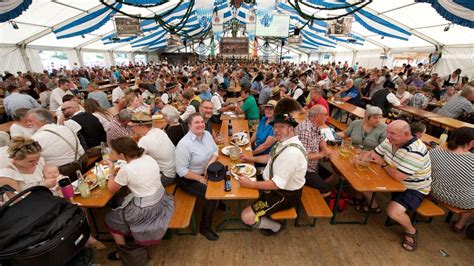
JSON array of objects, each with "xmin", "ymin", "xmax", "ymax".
[{"xmin": 231, "ymin": 164, "xmax": 256, "ymax": 178}]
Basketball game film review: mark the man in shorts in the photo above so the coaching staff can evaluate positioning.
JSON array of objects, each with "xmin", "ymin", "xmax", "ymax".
[
  {"xmin": 238, "ymin": 114, "xmax": 307, "ymax": 235},
  {"xmin": 370, "ymin": 120, "xmax": 431, "ymax": 251}
]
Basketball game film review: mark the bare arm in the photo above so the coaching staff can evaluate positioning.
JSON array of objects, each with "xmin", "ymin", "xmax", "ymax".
[
  {"xmin": 239, "ymin": 178, "xmax": 279, "ymax": 190},
  {"xmin": 253, "ymin": 136, "xmax": 276, "ymax": 155},
  {"xmin": 370, "ymin": 151, "xmax": 408, "ymax": 181}
]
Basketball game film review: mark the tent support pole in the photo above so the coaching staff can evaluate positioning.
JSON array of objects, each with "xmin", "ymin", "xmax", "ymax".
[
  {"xmin": 17, "ymin": 45, "xmax": 32, "ymax": 72},
  {"xmin": 75, "ymin": 48, "xmax": 84, "ymax": 67}
]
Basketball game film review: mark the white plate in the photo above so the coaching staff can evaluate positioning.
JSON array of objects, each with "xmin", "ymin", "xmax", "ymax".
[
  {"xmin": 231, "ymin": 136, "xmax": 249, "ymax": 146},
  {"xmin": 221, "ymin": 146, "xmax": 243, "ymax": 156},
  {"xmin": 230, "ymin": 163, "xmax": 257, "ymax": 179}
]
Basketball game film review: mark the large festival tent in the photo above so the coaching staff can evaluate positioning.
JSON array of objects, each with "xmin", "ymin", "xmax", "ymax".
[{"xmin": 1, "ymin": 0, "xmax": 473, "ymax": 78}]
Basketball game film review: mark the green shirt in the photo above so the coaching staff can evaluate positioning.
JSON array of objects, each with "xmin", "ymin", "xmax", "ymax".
[
  {"xmin": 344, "ymin": 120, "xmax": 387, "ymax": 150},
  {"xmin": 241, "ymin": 95, "xmax": 260, "ymax": 120}
]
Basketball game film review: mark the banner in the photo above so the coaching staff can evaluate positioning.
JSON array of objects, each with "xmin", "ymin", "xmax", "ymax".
[
  {"xmin": 114, "ymin": 16, "xmax": 142, "ymax": 37},
  {"xmin": 326, "ymin": 16, "xmax": 353, "ymax": 36},
  {"xmin": 168, "ymin": 34, "xmax": 182, "ymax": 46},
  {"xmin": 287, "ymin": 35, "xmax": 302, "ymax": 46},
  {"xmin": 219, "ymin": 37, "xmax": 249, "ymax": 55}
]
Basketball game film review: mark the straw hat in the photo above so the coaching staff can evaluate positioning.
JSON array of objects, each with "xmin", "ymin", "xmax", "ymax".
[{"xmin": 128, "ymin": 112, "xmax": 153, "ymax": 126}]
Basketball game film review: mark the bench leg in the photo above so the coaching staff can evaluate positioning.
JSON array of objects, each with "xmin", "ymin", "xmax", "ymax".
[
  {"xmin": 445, "ymin": 211, "xmax": 454, "ymax": 223},
  {"xmin": 363, "ymin": 192, "xmax": 376, "ymax": 225},
  {"xmin": 174, "ymin": 211, "xmax": 197, "ymax": 236},
  {"xmin": 330, "ymin": 178, "xmax": 344, "ymax": 224},
  {"xmin": 411, "ymin": 212, "xmax": 418, "ymax": 225}
]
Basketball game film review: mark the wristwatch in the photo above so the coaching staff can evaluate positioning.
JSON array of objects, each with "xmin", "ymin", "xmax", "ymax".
[{"xmin": 381, "ymin": 163, "xmax": 389, "ymax": 168}]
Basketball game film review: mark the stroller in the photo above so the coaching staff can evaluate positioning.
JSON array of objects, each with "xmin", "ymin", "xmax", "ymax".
[{"xmin": 0, "ymin": 185, "xmax": 91, "ymax": 266}]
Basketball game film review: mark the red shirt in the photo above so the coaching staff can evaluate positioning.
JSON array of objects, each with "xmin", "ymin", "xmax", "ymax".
[{"xmin": 307, "ymin": 96, "xmax": 330, "ymax": 123}]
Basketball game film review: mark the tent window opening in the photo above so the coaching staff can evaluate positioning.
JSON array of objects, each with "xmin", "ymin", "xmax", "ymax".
[
  {"xmin": 114, "ymin": 53, "xmax": 129, "ymax": 66},
  {"xmin": 83, "ymin": 52, "xmax": 106, "ymax": 68},
  {"xmin": 134, "ymin": 54, "xmax": 147, "ymax": 65},
  {"xmin": 38, "ymin": 50, "xmax": 69, "ymax": 72}
]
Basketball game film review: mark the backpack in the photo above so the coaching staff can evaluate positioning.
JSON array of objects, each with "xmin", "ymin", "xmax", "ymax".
[{"xmin": 327, "ymin": 189, "xmax": 349, "ymax": 212}]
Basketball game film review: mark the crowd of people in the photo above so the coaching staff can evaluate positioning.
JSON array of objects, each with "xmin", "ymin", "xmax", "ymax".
[{"xmin": 0, "ymin": 58, "xmax": 472, "ymax": 260}]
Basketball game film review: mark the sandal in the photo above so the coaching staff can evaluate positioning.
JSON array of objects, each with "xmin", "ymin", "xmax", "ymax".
[
  {"xmin": 107, "ymin": 250, "xmax": 122, "ymax": 261},
  {"xmin": 354, "ymin": 203, "xmax": 382, "ymax": 214},
  {"xmin": 402, "ymin": 231, "xmax": 418, "ymax": 252},
  {"xmin": 451, "ymin": 223, "xmax": 465, "ymax": 233}
]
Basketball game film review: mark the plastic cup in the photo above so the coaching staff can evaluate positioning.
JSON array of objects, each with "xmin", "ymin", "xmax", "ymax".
[{"xmin": 58, "ymin": 177, "xmax": 74, "ymax": 200}]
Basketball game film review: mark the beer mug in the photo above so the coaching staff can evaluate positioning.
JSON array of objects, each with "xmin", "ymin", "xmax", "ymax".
[{"xmin": 339, "ymin": 139, "xmax": 352, "ymax": 159}]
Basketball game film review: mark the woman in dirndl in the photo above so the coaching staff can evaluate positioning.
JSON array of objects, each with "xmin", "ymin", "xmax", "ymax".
[{"xmin": 104, "ymin": 137, "xmax": 174, "ymax": 261}]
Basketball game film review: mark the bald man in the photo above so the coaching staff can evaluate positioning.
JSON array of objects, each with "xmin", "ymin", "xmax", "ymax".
[
  {"xmin": 62, "ymin": 100, "xmax": 106, "ymax": 150},
  {"xmin": 370, "ymin": 120, "xmax": 431, "ymax": 252}
]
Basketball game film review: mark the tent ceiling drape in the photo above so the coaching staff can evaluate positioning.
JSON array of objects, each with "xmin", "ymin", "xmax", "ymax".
[{"xmin": 1, "ymin": 0, "xmax": 474, "ymax": 54}]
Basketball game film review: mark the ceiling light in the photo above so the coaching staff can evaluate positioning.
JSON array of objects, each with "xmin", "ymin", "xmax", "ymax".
[
  {"xmin": 381, "ymin": 36, "xmax": 384, "ymax": 39},
  {"xmin": 443, "ymin": 24, "xmax": 451, "ymax": 32},
  {"xmin": 10, "ymin": 21, "xmax": 19, "ymax": 30},
  {"xmin": 81, "ymin": 35, "xmax": 85, "ymax": 38}
]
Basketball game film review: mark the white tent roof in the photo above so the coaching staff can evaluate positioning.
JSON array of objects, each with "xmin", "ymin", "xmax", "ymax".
[{"xmin": 1, "ymin": 0, "xmax": 474, "ymax": 53}]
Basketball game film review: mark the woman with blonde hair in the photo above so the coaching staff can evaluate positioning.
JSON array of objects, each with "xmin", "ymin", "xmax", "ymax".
[{"xmin": 0, "ymin": 136, "xmax": 44, "ymax": 191}]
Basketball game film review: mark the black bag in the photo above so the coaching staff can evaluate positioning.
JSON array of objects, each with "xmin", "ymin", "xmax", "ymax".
[
  {"xmin": 0, "ymin": 186, "xmax": 90, "ymax": 266},
  {"xmin": 206, "ymin": 162, "xmax": 226, "ymax": 182}
]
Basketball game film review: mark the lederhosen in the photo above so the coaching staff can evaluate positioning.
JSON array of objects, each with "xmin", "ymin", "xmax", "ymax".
[{"xmin": 251, "ymin": 143, "xmax": 307, "ymax": 222}]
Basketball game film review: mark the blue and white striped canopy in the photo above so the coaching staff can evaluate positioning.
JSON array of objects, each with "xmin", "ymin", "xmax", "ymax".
[
  {"xmin": 416, "ymin": 0, "xmax": 474, "ymax": 28},
  {"xmin": 0, "ymin": 0, "xmax": 32, "ymax": 23},
  {"xmin": 50, "ymin": 0, "xmax": 420, "ymax": 51}
]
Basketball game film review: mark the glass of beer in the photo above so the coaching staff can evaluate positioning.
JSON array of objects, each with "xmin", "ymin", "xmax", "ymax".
[
  {"xmin": 339, "ymin": 139, "xmax": 352, "ymax": 159},
  {"xmin": 229, "ymin": 146, "xmax": 240, "ymax": 165},
  {"xmin": 354, "ymin": 153, "xmax": 370, "ymax": 171}
]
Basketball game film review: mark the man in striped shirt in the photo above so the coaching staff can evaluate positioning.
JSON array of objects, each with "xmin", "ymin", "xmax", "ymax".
[{"xmin": 371, "ymin": 120, "xmax": 431, "ymax": 252}]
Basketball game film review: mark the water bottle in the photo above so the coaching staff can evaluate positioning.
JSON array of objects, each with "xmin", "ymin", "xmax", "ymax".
[
  {"xmin": 224, "ymin": 166, "xmax": 231, "ymax": 192},
  {"xmin": 95, "ymin": 163, "xmax": 107, "ymax": 190}
]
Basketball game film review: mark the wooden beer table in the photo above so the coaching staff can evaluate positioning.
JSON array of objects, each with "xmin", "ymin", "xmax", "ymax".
[
  {"xmin": 328, "ymin": 146, "xmax": 406, "ymax": 225},
  {"xmin": 73, "ymin": 161, "xmax": 118, "ymax": 240},
  {"xmin": 206, "ymin": 119, "xmax": 259, "ymax": 231},
  {"xmin": 328, "ymin": 100, "xmax": 366, "ymax": 119},
  {"xmin": 394, "ymin": 105, "xmax": 443, "ymax": 119},
  {"xmin": 429, "ymin": 117, "xmax": 474, "ymax": 130}
]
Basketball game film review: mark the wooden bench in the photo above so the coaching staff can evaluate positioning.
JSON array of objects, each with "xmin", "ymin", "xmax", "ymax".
[
  {"xmin": 271, "ymin": 207, "xmax": 297, "ymax": 222},
  {"xmin": 436, "ymin": 201, "xmax": 473, "ymax": 223},
  {"xmin": 412, "ymin": 199, "xmax": 445, "ymax": 223},
  {"xmin": 168, "ymin": 187, "xmax": 197, "ymax": 235},
  {"xmin": 329, "ymin": 117, "xmax": 348, "ymax": 131},
  {"xmin": 297, "ymin": 186, "xmax": 333, "ymax": 227}
]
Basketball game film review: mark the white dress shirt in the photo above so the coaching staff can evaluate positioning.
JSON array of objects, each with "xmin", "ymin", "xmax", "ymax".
[
  {"xmin": 137, "ymin": 128, "xmax": 176, "ymax": 178},
  {"xmin": 49, "ymin": 88, "xmax": 72, "ymax": 111},
  {"xmin": 32, "ymin": 124, "xmax": 85, "ymax": 167},
  {"xmin": 112, "ymin": 87, "xmax": 125, "ymax": 103},
  {"xmin": 262, "ymin": 136, "xmax": 307, "ymax": 191}
]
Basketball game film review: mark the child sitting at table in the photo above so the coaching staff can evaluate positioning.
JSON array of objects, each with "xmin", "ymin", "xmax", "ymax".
[{"xmin": 42, "ymin": 164, "xmax": 63, "ymax": 192}]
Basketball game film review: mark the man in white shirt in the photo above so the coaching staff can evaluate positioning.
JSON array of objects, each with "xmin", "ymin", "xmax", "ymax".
[
  {"xmin": 27, "ymin": 108, "xmax": 86, "ymax": 180},
  {"xmin": 129, "ymin": 113, "xmax": 176, "ymax": 186},
  {"xmin": 239, "ymin": 113, "xmax": 307, "ymax": 235},
  {"xmin": 210, "ymin": 84, "xmax": 235, "ymax": 121},
  {"xmin": 49, "ymin": 78, "xmax": 73, "ymax": 111},
  {"xmin": 111, "ymin": 79, "xmax": 128, "ymax": 104}
]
